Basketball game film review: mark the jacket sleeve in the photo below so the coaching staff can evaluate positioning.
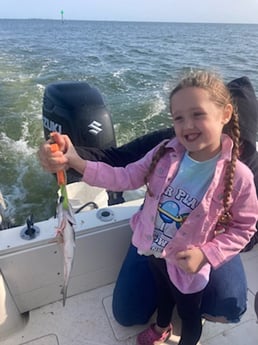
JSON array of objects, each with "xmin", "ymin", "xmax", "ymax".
[
  {"xmin": 81, "ymin": 143, "xmax": 164, "ymax": 191},
  {"xmin": 201, "ymin": 170, "xmax": 258, "ymax": 269},
  {"xmin": 66, "ymin": 128, "xmax": 174, "ymax": 183}
]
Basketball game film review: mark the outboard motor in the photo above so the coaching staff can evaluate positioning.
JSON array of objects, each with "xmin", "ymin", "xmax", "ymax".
[
  {"xmin": 42, "ymin": 81, "xmax": 116, "ymax": 149},
  {"xmin": 42, "ymin": 81, "xmax": 122, "ymax": 204}
]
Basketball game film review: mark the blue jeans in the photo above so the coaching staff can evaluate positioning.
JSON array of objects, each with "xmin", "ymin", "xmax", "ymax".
[{"xmin": 112, "ymin": 244, "xmax": 247, "ymax": 326}]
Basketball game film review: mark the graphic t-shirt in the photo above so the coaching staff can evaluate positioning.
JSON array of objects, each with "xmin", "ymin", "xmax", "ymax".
[{"xmin": 145, "ymin": 151, "xmax": 220, "ymax": 257}]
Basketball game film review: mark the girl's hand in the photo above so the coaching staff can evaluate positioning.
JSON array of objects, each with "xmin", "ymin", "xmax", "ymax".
[
  {"xmin": 38, "ymin": 132, "xmax": 86, "ymax": 175},
  {"xmin": 175, "ymin": 247, "xmax": 208, "ymax": 273},
  {"xmin": 38, "ymin": 133, "xmax": 68, "ymax": 173}
]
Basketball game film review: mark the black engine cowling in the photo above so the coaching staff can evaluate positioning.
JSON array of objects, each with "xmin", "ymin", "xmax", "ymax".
[{"xmin": 42, "ymin": 81, "xmax": 116, "ymax": 149}]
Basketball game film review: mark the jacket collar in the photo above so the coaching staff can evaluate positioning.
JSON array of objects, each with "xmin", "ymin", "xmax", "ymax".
[{"xmin": 164, "ymin": 133, "xmax": 234, "ymax": 161}]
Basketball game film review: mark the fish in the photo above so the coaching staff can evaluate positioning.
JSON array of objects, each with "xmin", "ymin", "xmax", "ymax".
[
  {"xmin": 56, "ymin": 193, "xmax": 76, "ymax": 306},
  {"xmin": 255, "ymin": 291, "xmax": 258, "ymax": 322},
  {"xmin": 50, "ymin": 138, "xmax": 76, "ymax": 306}
]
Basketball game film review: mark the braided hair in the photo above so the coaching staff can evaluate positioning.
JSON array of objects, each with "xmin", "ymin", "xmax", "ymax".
[
  {"xmin": 219, "ymin": 106, "xmax": 240, "ymax": 227},
  {"xmin": 144, "ymin": 140, "xmax": 170, "ymax": 197}
]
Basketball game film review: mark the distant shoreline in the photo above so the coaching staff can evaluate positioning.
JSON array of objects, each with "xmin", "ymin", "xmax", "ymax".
[{"xmin": 0, "ymin": 18, "xmax": 257, "ymax": 25}]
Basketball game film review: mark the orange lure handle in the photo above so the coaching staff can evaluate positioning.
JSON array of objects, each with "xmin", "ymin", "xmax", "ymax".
[{"xmin": 50, "ymin": 143, "xmax": 66, "ymax": 186}]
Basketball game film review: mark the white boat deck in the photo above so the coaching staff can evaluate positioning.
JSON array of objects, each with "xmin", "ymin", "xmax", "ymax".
[{"xmin": 0, "ymin": 245, "xmax": 257, "ymax": 345}]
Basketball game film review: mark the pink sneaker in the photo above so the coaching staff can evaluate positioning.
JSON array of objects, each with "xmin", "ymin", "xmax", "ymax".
[{"xmin": 136, "ymin": 323, "xmax": 172, "ymax": 345}]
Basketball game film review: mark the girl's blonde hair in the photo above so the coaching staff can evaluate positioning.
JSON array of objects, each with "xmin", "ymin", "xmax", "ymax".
[{"xmin": 144, "ymin": 70, "xmax": 240, "ymax": 227}]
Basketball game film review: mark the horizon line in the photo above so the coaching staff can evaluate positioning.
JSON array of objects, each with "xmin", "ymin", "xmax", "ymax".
[{"xmin": 0, "ymin": 17, "xmax": 257, "ymax": 25}]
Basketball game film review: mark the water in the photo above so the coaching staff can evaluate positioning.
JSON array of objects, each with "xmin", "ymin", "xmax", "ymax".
[{"xmin": 0, "ymin": 19, "xmax": 258, "ymax": 225}]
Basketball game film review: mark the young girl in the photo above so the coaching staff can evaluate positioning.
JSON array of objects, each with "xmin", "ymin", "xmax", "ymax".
[{"xmin": 47, "ymin": 70, "xmax": 258, "ymax": 345}]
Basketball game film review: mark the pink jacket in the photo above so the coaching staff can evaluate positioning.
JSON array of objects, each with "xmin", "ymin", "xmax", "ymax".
[{"xmin": 83, "ymin": 134, "xmax": 258, "ymax": 293}]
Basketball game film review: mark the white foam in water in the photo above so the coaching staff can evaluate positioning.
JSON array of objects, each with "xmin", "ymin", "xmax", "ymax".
[
  {"xmin": 0, "ymin": 132, "xmax": 43, "ymax": 225},
  {"xmin": 113, "ymin": 67, "xmax": 130, "ymax": 80},
  {"xmin": 0, "ymin": 131, "xmax": 34, "ymax": 156}
]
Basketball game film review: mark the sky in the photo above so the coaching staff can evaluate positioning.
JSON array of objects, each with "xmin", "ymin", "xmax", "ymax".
[{"xmin": 1, "ymin": 0, "xmax": 258, "ymax": 24}]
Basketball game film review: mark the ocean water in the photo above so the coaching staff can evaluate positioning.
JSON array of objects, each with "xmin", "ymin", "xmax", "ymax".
[{"xmin": 0, "ymin": 19, "xmax": 258, "ymax": 225}]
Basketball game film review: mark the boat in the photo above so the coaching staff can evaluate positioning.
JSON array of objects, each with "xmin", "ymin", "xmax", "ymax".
[{"xmin": 0, "ymin": 82, "xmax": 257, "ymax": 345}]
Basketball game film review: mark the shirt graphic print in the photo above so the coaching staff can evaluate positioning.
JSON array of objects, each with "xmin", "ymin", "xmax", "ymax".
[{"xmin": 150, "ymin": 152, "xmax": 219, "ymax": 256}]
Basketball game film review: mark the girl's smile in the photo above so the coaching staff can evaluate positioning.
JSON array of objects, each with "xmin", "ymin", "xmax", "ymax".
[{"xmin": 184, "ymin": 132, "xmax": 201, "ymax": 142}]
